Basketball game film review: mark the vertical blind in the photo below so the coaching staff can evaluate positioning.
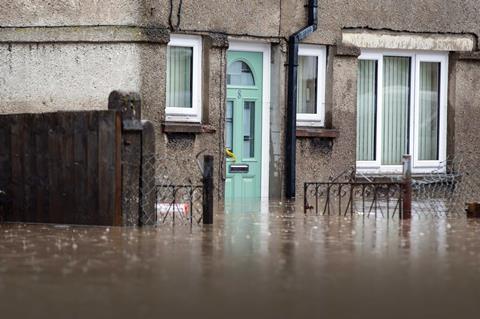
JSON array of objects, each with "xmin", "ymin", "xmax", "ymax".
[
  {"xmin": 357, "ymin": 60, "xmax": 377, "ymax": 161},
  {"xmin": 418, "ymin": 62, "xmax": 440, "ymax": 160},
  {"xmin": 382, "ymin": 57, "xmax": 411, "ymax": 165},
  {"xmin": 297, "ymin": 56, "xmax": 318, "ymax": 114},
  {"xmin": 167, "ymin": 46, "xmax": 193, "ymax": 108},
  {"xmin": 357, "ymin": 55, "xmax": 443, "ymax": 166}
]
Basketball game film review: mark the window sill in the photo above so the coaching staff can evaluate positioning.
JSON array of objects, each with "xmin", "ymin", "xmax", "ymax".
[
  {"xmin": 356, "ymin": 165, "xmax": 446, "ymax": 176},
  {"xmin": 162, "ymin": 122, "xmax": 216, "ymax": 134},
  {"xmin": 354, "ymin": 173, "xmax": 448, "ymax": 184},
  {"xmin": 296, "ymin": 127, "xmax": 339, "ymax": 139}
]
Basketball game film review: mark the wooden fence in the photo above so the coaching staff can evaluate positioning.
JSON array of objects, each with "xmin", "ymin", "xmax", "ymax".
[{"xmin": 0, "ymin": 91, "xmax": 156, "ymax": 226}]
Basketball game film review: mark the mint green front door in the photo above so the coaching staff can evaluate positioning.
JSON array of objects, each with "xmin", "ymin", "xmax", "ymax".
[{"xmin": 225, "ymin": 51, "xmax": 263, "ymax": 200}]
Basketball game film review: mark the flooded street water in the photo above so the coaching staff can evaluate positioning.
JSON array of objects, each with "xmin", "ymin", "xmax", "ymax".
[{"xmin": 1, "ymin": 201, "xmax": 480, "ymax": 318}]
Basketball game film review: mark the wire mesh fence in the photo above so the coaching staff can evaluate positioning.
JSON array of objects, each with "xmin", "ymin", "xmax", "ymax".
[
  {"xmin": 409, "ymin": 155, "xmax": 480, "ymax": 217},
  {"xmin": 304, "ymin": 155, "xmax": 480, "ymax": 218},
  {"xmin": 155, "ymin": 185, "xmax": 204, "ymax": 225},
  {"xmin": 140, "ymin": 150, "xmax": 210, "ymax": 226}
]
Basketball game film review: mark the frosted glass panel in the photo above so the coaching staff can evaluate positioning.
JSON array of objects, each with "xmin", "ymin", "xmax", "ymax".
[
  {"xmin": 225, "ymin": 101, "xmax": 234, "ymax": 151},
  {"xmin": 418, "ymin": 62, "xmax": 440, "ymax": 160},
  {"xmin": 297, "ymin": 56, "xmax": 318, "ymax": 114},
  {"xmin": 166, "ymin": 46, "xmax": 193, "ymax": 108},
  {"xmin": 382, "ymin": 56, "xmax": 411, "ymax": 165},
  {"xmin": 357, "ymin": 60, "xmax": 377, "ymax": 161},
  {"xmin": 243, "ymin": 101, "xmax": 255, "ymax": 158},
  {"xmin": 227, "ymin": 61, "xmax": 255, "ymax": 86}
]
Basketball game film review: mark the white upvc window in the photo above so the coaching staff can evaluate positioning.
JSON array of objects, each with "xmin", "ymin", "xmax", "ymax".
[
  {"xmin": 296, "ymin": 44, "xmax": 326, "ymax": 127},
  {"xmin": 166, "ymin": 34, "xmax": 202, "ymax": 122},
  {"xmin": 356, "ymin": 49, "xmax": 448, "ymax": 174}
]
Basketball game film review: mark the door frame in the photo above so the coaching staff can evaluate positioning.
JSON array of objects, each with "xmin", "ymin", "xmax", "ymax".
[{"xmin": 228, "ymin": 40, "xmax": 271, "ymax": 198}]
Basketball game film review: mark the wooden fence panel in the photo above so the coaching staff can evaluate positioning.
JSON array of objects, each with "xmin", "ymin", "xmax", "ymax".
[
  {"xmin": 73, "ymin": 112, "xmax": 88, "ymax": 225},
  {"xmin": 34, "ymin": 114, "xmax": 49, "ymax": 223},
  {"xmin": 10, "ymin": 115, "xmax": 25, "ymax": 221},
  {"xmin": 0, "ymin": 111, "xmax": 121, "ymax": 226},
  {"xmin": 0, "ymin": 116, "xmax": 11, "ymax": 220},
  {"xmin": 85, "ymin": 112, "xmax": 100, "ymax": 224}
]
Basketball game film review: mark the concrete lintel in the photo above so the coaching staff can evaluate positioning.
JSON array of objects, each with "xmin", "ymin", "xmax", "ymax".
[
  {"xmin": 0, "ymin": 26, "xmax": 170, "ymax": 44},
  {"xmin": 342, "ymin": 29, "xmax": 476, "ymax": 52},
  {"xmin": 208, "ymin": 33, "xmax": 229, "ymax": 48}
]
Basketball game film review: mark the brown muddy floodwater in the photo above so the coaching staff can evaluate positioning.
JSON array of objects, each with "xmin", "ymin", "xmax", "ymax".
[{"xmin": 1, "ymin": 201, "xmax": 480, "ymax": 319}]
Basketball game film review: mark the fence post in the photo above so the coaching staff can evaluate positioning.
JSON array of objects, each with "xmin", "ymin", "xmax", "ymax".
[
  {"xmin": 108, "ymin": 90, "xmax": 146, "ymax": 226},
  {"xmin": 0, "ymin": 190, "xmax": 5, "ymax": 223},
  {"xmin": 466, "ymin": 202, "xmax": 480, "ymax": 218},
  {"xmin": 303, "ymin": 184, "xmax": 307, "ymax": 214},
  {"xmin": 402, "ymin": 154, "xmax": 412, "ymax": 219},
  {"xmin": 202, "ymin": 155, "xmax": 214, "ymax": 224}
]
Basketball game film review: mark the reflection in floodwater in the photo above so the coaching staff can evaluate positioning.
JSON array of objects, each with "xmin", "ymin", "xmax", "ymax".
[{"xmin": 1, "ymin": 200, "xmax": 480, "ymax": 318}]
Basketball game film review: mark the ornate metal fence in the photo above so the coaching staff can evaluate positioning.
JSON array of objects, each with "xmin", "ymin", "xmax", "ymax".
[
  {"xmin": 304, "ymin": 155, "xmax": 480, "ymax": 218},
  {"xmin": 304, "ymin": 181, "xmax": 404, "ymax": 218}
]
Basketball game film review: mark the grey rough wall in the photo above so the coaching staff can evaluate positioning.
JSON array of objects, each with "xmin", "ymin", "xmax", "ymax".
[
  {"xmin": 269, "ymin": 41, "xmax": 288, "ymax": 199},
  {"xmin": 6, "ymin": 0, "xmax": 480, "ymax": 42},
  {"xmin": 450, "ymin": 55, "xmax": 480, "ymax": 160},
  {"xmin": 296, "ymin": 52, "xmax": 358, "ymax": 192},
  {"xmin": 0, "ymin": 0, "xmax": 281, "ymax": 36},
  {"xmin": 4, "ymin": 0, "xmax": 480, "ymax": 41},
  {"xmin": 0, "ymin": 43, "xmax": 140, "ymax": 113},
  {"xmin": 283, "ymin": 1, "xmax": 480, "ymax": 46},
  {"xmin": 446, "ymin": 54, "xmax": 480, "ymax": 200},
  {"xmin": 0, "ymin": 1, "xmax": 144, "ymax": 26},
  {"xmin": 169, "ymin": 0, "xmax": 280, "ymax": 37}
]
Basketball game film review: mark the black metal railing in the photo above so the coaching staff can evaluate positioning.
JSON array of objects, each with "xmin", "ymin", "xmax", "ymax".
[
  {"xmin": 304, "ymin": 181, "xmax": 404, "ymax": 218},
  {"xmin": 304, "ymin": 154, "xmax": 480, "ymax": 219}
]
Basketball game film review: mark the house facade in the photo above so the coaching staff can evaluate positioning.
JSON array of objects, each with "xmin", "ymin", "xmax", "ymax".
[{"xmin": 1, "ymin": 1, "xmax": 480, "ymax": 201}]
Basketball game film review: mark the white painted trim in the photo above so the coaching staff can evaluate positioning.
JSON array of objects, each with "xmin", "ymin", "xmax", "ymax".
[
  {"xmin": 228, "ymin": 40, "xmax": 271, "ymax": 198},
  {"xmin": 356, "ymin": 52, "xmax": 382, "ymax": 169},
  {"xmin": 412, "ymin": 53, "xmax": 448, "ymax": 171},
  {"xmin": 297, "ymin": 44, "xmax": 326, "ymax": 127},
  {"xmin": 356, "ymin": 49, "xmax": 449, "ymax": 175},
  {"xmin": 166, "ymin": 34, "xmax": 202, "ymax": 123}
]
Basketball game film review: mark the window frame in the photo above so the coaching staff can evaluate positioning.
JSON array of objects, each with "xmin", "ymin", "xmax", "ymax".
[
  {"xmin": 356, "ymin": 49, "xmax": 448, "ymax": 175},
  {"xmin": 296, "ymin": 44, "xmax": 327, "ymax": 127},
  {"xmin": 166, "ymin": 34, "xmax": 202, "ymax": 123}
]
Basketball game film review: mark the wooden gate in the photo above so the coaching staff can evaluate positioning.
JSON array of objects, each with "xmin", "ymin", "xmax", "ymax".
[{"xmin": 0, "ymin": 91, "xmax": 155, "ymax": 226}]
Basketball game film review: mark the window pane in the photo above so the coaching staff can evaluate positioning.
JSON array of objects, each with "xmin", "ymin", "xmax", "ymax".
[
  {"xmin": 243, "ymin": 101, "xmax": 255, "ymax": 158},
  {"xmin": 297, "ymin": 55, "xmax": 318, "ymax": 114},
  {"xmin": 382, "ymin": 57, "xmax": 411, "ymax": 165},
  {"xmin": 418, "ymin": 62, "xmax": 440, "ymax": 161},
  {"xmin": 357, "ymin": 60, "xmax": 377, "ymax": 161},
  {"xmin": 167, "ymin": 46, "xmax": 193, "ymax": 108},
  {"xmin": 227, "ymin": 61, "xmax": 255, "ymax": 86},
  {"xmin": 225, "ymin": 101, "xmax": 234, "ymax": 152}
]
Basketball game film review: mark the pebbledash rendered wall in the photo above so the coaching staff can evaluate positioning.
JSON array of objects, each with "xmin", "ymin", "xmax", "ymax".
[{"xmin": 1, "ymin": 1, "xmax": 480, "ymax": 200}]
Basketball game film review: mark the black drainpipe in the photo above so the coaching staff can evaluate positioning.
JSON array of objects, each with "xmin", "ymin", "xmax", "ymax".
[{"xmin": 285, "ymin": 0, "xmax": 318, "ymax": 199}]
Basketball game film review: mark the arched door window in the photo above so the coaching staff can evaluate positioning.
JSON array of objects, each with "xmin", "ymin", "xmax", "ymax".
[{"xmin": 227, "ymin": 61, "xmax": 255, "ymax": 86}]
